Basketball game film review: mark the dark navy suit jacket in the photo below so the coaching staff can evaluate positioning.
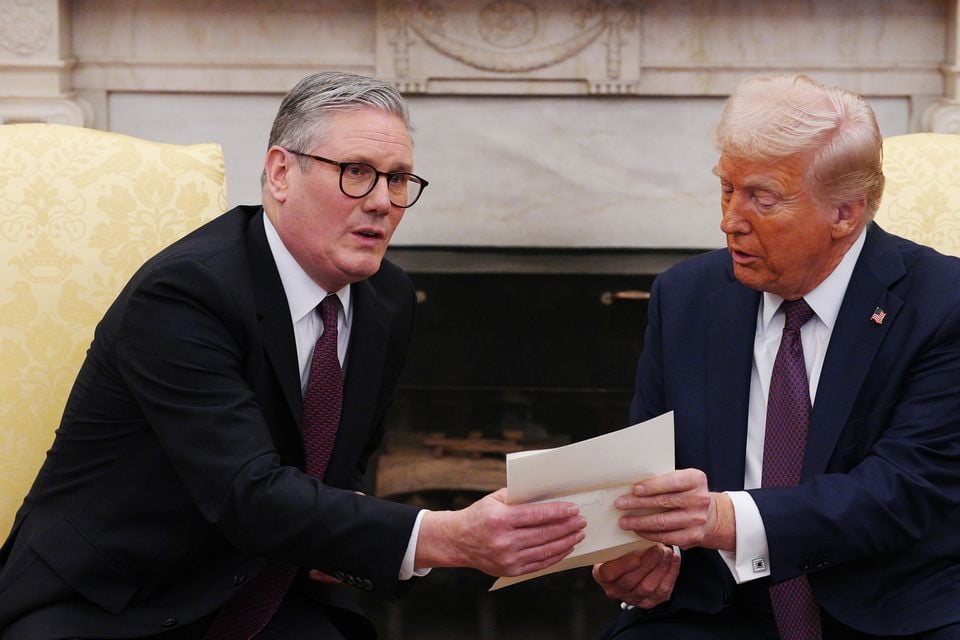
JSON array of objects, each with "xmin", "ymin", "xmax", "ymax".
[
  {"xmin": 630, "ymin": 223, "xmax": 960, "ymax": 635},
  {"xmin": 0, "ymin": 206, "xmax": 420, "ymax": 639}
]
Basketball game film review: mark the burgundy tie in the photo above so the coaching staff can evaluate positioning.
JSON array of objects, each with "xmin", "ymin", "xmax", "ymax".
[
  {"xmin": 204, "ymin": 295, "xmax": 343, "ymax": 639},
  {"xmin": 761, "ymin": 298, "xmax": 821, "ymax": 640},
  {"xmin": 300, "ymin": 295, "xmax": 343, "ymax": 478}
]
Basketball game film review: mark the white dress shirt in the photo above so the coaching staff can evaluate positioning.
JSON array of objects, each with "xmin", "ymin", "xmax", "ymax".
[
  {"xmin": 719, "ymin": 228, "xmax": 866, "ymax": 582},
  {"xmin": 263, "ymin": 213, "xmax": 426, "ymax": 581}
]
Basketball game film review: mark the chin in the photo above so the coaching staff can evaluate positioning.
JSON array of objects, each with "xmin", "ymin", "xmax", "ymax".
[
  {"xmin": 732, "ymin": 268, "xmax": 766, "ymax": 293},
  {"xmin": 343, "ymin": 257, "xmax": 384, "ymax": 282}
]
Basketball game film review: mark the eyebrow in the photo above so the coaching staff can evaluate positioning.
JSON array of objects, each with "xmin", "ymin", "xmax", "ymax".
[
  {"xmin": 343, "ymin": 154, "xmax": 413, "ymax": 173},
  {"xmin": 711, "ymin": 167, "xmax": 782, "ymax": 193}
]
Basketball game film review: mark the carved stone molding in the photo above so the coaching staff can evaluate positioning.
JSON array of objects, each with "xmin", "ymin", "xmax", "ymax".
[
  {"xmin": 0, "ymin": 0, "xmax": 52, "ymax": 56},
  {"xmin": 923, "ymin": 97, "xmax": 960, "ymax": 133},
  {"xmin": 380, "ymin": 0, "xmax": 638, "ymax": 94},
  {"xmin": 0, "ymin": 96, "xmax": 93, "ymax": 126}
]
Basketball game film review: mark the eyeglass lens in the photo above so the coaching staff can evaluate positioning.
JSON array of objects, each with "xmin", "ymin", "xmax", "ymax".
[{"xmin": 340, "ymin": 163, "xmax": 424, "ymax": 207}]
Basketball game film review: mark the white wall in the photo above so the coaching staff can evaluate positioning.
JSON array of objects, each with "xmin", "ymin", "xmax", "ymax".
[{"xmin": 3, "ymin": 0, "xmax": 954, "ymax": 248}]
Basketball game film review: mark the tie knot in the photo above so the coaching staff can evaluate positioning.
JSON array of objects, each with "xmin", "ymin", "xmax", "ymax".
[
  {"xmin": 781, "ymin": 298, "xmax": 814, "ymax": 332},
  {"xmin": 319, "ymin": 295, "xmax": 341, "ymax": 332}
]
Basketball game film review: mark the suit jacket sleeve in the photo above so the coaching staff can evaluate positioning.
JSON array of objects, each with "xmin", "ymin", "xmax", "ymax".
[
  {"xmin": 751, "ymin": 299, "xmax": 960, "ymax": 580},
  {"xmin": 628, "ymin": 233, "xmax": 960, "ymax": 631},
  {"xmin": 628, "ymin": 271, "xmax": 740, "ymax": 617},
  {"xmin": 113, "ymin": 254, "xmax": 419, "ymax": 599}
]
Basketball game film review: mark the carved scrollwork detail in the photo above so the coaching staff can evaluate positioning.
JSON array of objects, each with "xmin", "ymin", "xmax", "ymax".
[
  {"xmin": 0, "ymin": 0, "xmax": 52, "ymax": 56},
  {"xmin": 574, "ymin": 1, "xmax": 636, "ymax": 79},
  {"xmin": 385, "ymin": 0, "xmax": 636, "ymax": 77},
  {"xmin": 923, "ymin": 99, "xmax": 960, "ymax": 135},
  {"xmin": 478, "ymin": 1, "xmax": 538, "ymax": 48}
]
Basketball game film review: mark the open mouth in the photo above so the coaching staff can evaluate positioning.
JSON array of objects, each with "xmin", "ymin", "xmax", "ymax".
[
  {"xmin": 355, "ymin": 229, "xmax": 383, "ymax": 240},
  {"xmin": 729, "ymin": 248, "xmax": 756, "ymax": 264}
]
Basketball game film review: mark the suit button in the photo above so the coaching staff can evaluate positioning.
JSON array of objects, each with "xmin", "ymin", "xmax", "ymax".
[
  {"xmin": 161, "ymin": 618, "xmax": 177, "ymax": 628},
  {"xmin": 361, "ymin": 579, "xmax": 373, "ymax": 591},
  {"xmin": 233, "ymin": 571, "xmax": 247, "ymax": 586},
  {"xmin": 799, "ymin": 561, "xmax": 813, "ymax": 572}
]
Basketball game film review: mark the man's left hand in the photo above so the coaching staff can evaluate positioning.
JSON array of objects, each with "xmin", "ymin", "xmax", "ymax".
[
  {"xmin": 307, "ymin": 569, "xmax": 343, "ymax": 585},
  {"xmin": 614, "ymin": 469, "xmax": 736, "ymax": 551},
  {"xmin": 593, "ymin": 544, "xmax": 680, "ymax": 609}
]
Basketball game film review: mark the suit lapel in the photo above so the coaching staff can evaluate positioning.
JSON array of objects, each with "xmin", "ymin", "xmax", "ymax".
[
  {"xmin": 245, "ymin": 210, "xmax": 302, "ymax": 420},
  {"xmin": 706, "ymin": 265, "xmax": 761, "ymax": 490},
  {"xmin": 244, "ymin": 209, "xmax": 390, "ymax": 483},
  {"xmin": 802, "ymin": 224, "xmax": 906, "ymax": 477}
]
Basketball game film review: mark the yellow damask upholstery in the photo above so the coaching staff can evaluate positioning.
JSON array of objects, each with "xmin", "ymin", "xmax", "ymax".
[
  {"xmin": 0, "ymin": 123, "xmax": 227, "ymax": 538},
  {"xmin": 875, "ymin": 132, "xmax": 960, "ymax": 257}
]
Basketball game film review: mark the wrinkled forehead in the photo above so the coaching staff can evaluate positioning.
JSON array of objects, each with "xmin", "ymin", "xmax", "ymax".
[
  {"xmin": 713, "ymin": 152, "xmax": 814, "ymax": 190},
  {"xmin": 314, "ymin": 108, "xmax": 414, "ymax": 167}
]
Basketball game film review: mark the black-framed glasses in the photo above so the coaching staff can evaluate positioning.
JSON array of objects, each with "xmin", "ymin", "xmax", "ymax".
[{"xmin": 286, "ymin": 149, "xmax": 428, "ymax": 208}]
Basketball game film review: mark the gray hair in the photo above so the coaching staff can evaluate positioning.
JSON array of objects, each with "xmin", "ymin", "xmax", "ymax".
[
  {"xmin": 713, "ymin": 75, "xmax": 885, "ymax": 217},
  {"xmin": 266, "ymin": 71, "xmax": 412, "ymax": 174}
]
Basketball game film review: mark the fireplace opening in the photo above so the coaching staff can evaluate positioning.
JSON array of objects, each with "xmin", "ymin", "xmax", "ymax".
[{"xmin": 359, "ymin": 247, "xmax": 697, "ymax": 639}]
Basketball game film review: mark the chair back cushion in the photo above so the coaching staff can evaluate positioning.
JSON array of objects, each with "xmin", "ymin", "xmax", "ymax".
[
  {"xmin": 875, "ymin": 132, "xmax": 960, "ymax": 257},
  {"xmin": 0, "ymin": 123, "xmax": 227, "ymax": 537}
]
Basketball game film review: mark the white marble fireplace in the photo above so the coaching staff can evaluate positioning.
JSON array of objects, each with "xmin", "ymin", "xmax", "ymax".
[
  {"xmin": 4, "ymin": 4, "xmax": 960, "ymax": 637},
  {"xmin": 2, "ymin": 0, "xmax": 958, "ymax": 249}
]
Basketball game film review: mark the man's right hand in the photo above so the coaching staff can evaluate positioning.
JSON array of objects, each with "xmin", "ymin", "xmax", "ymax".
[
  {"xmin": 593, "ymin": 544, "xmax": 680, "ymax": 610},
  {"xmin": 414, "ymin": 488, "xmax": 586, "ymax": 577}
]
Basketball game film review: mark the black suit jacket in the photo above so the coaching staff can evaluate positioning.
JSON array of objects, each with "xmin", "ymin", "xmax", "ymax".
[
  {"xmin": 0, "ymin": 206, "xmax": 421, "ymax": 639},
  {"xmin": 627, "ymin": 224, "xmax": 960, "ymax": 635}
]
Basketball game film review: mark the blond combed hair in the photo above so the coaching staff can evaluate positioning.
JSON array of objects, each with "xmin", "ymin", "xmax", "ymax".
[{"xmin": 713, "ymin": 75, "xmax": 885, "ymax": 217}]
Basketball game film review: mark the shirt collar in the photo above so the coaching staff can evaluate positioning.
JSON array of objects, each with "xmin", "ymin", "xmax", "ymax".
[
  {"xmin": 758, "ymin": 227, "xmax": 867, "ymax": 334},
  {"xmin": 262, "ymin": 211, "xmax": 352, "ymax": 327}
]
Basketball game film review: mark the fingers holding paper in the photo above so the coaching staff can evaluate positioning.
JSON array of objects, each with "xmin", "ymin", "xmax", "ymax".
[
  {"xmin": 593, "ymin": 544, "xmax": 680, "ymax": 609},
  {"xmin": 614, "ymin": 469, "xmax": 736, "ymax": 552},
  {"xmin": 415, "ymin": 488, "xmax": 587, "ymax": 577}
]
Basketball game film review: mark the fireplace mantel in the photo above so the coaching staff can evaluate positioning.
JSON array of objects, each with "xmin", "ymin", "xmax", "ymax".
[{"xmin": 2, "ymin": 0, "xmax": 959, "ymax": 249}]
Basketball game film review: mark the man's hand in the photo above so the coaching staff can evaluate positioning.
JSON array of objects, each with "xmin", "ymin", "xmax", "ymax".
[
  {"xmin": 593, "ymin": 544, "xmax": 680, "ymax": 609},
  {"xmin": 614, "ymin": 469, "xmax": 736, "ymax": 551},
  {"xmin": 307, "ymin": 569, "xmax": 342, "ymax": 585},
  {"xmin": 415, "ymin": 488, "xmax": 586, "ymax": 577}
]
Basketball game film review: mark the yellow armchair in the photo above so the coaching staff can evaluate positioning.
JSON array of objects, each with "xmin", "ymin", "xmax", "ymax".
[
  {"xmin": 0, "ymin": 124, "xmax": 227, "ymax": 538},
  {"xmin": 874, "ymin": 132, "xmax": 960, "ymax": 257}
]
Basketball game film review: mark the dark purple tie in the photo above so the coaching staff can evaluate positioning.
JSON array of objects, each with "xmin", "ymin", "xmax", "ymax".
[
  {"xmin": 204, "ymin": 295, "xmax": 343, "ymax": 639},
  {"xmin": 300, "ymin": 295, "xmax": 343, "ymax": 478},
  {"xmin": 761, "ymin": 298, "xmax": 821, "ymax": 640}
]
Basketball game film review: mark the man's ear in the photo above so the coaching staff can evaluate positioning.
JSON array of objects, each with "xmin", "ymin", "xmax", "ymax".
[
  {"xmin": 832, "ymin": 197, "xmax": 866, "ymax": 239},
  {"xmin": 264, "ymin": 146, "xmax": 292, "ymax": 203}
]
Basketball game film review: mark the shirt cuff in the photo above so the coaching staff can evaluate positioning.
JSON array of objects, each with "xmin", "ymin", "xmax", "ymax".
[
  {"xmin": 399, "ymin": 509, "xmax": 431, "ymax": 581},
  {"xmin": 717, "ymin": 491, "xmax": 770, "ymax": 584}
]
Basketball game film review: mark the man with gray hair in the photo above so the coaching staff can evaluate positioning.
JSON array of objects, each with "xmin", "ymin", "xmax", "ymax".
[
  {"xmin": 0, "ymin": 71, "xmax": 586, "ymax": 639},
  {"xmin": 593, "ymin": 75, "xmax": 960, "ymax": 639}
]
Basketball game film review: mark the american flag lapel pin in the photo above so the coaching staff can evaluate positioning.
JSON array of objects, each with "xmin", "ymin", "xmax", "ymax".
[{"xmin": 870, "ymin": 306, "xmax": 887, "ymax": 325}]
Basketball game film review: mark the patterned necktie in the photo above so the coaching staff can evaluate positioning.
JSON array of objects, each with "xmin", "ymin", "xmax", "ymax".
[
  {"xmin": 761, "ymin": 298, "xmax": 821, "ymax": 640},
  {"xmin": 204, "ymin": 295, "xmax": 343, "ymax": 639},
  {"xmin": 300, "ymin": 294, "xmax": 343, "ymax": 477}
]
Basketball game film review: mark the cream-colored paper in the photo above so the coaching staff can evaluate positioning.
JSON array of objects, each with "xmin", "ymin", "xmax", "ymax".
[{"xmin": 490, "ymin": 411, "xmax": 675, "ymax": 590}]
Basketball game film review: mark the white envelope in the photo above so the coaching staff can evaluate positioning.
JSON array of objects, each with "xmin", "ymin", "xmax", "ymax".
[{"xmin": 491, "ymin": 411, "xmax": 675, "ymax": 590}]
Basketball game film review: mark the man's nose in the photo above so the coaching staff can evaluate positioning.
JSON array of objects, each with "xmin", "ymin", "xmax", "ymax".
[
  {"xmin": 720, "ymin": 194, "xmax": 751, "ymax": 234},
  {"xmin": 363, "ymin": 175, "xmax": 393, "ymax": 214}
]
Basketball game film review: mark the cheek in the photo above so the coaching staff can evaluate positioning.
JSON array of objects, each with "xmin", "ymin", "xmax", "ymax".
[{"xmin": 762, "ymin": 224, "xmax": 822, "ymax": 272}]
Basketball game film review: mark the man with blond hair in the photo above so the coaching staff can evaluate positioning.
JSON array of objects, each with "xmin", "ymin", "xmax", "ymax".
[{"xmin": 594, "ymin": 75, "xmax": 960, "ymax": 639}]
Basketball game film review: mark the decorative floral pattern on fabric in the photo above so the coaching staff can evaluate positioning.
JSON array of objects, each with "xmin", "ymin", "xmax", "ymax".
[{"xmin": 0, "ymin": 123, "xmax": 226, "ymax": 537}]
